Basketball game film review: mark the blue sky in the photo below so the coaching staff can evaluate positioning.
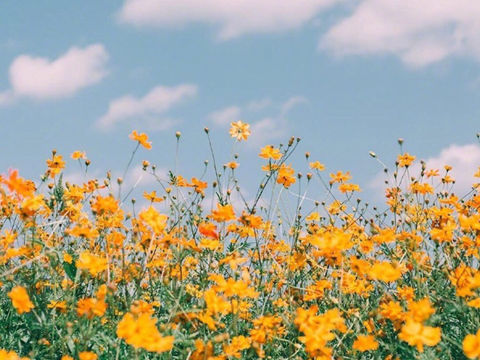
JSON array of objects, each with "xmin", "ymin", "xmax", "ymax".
[{"xmin": 2, "ymin": 0, "xmax": 480, "ymax": 204}]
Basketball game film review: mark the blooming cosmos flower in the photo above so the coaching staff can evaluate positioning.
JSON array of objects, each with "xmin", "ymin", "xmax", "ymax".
[
  {"xmin": 464, "ymin": 329, "xmax": 480, "ymax": 359},
  {"xmin": 129, "ymin": 130, "xmax": 152, "ymax": 149},
  {"xmin": 8, "ymin": 286, "xmax": 34, "ymax": 314},
  {"xmin": 229, "ymin": 121, "xmax": 250, "ymax": 141}
]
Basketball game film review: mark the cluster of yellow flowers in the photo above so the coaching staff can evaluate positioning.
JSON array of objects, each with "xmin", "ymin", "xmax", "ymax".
[{"xmin": 2, "ymin": 125, "xmax": 480, "ymax": 358}]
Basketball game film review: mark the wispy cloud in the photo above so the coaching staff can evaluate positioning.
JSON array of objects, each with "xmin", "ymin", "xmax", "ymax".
[
  {"xmin": 208, "ymin": 106, "xmax": 241, "ymax": 126},
  {"xmin": 0, "ymin": 44, "xmax": 108, "ymax": 104},
  {"xmin": 97, "ymin": 84, "xmax": 197, "ymax": 130},
  {"xmin": 118, "ymin": 0, "xmax": 342, "ymax": 40}
]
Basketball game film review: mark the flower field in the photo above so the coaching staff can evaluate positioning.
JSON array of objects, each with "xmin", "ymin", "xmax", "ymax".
[{"xmin": 2, "ymin": 122, "xmax": 480, "ymax": 359}]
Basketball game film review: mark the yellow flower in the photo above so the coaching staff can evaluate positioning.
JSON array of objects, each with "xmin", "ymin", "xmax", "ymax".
[
  {"xmin": 229, "ymin": 121, "xmax": 250, "ymax": 141},
  {"xmin": 276, "ymin": 164, "xmax": 296, "ymax": 188},
  {"xmin": 143, "ymin": 190, "xmax": 164, "ymax": 203},
  {"xmin": 71, "ymin": 151, "xmax": 86, "ymax": 160},
  {"xmin": 78, "ymin": 352, "xmax": 97, "ymax": 360},
  {"xmin": 117, "ymin": 312, "xmax": 174, "ymax": 353},
  {"xmin": 407, "ymin": 298, "xmax": 435, "ymax": 322},
  {"xmin": 397, "ymin": 153, "xmax": 415, "ymax": 167},
  {"xmin": 259, "ymin": 145, "xmax": 282, "ymax": 160},
  {"xmin": 138, "ymin": 206, "xmax": 168, "ymax": 234},
  {"xmin": 129, "ymin": 130, "xmax": 152, "ymax": 149},
  {"xmin": 353, "ymin": 334, "xmax": 379, "ymax": 352},
  {"xmin": 223, "ymin": 336, "xmax": 251, "ymax": 358},
  {"xmin": 46, "ymin": 154, "xmax": 65, "ymax": 178},
  {"xmin": 0, "ymin": 349, "xmax": 26, "ymax": 360},
  {"xmin": 210, "ymin": 204, "xmax": 236, "ymax": 222},
  {"xmin": 369, "ymin": 262, "xmax": 402, "ymax": 282},
  {"xmin": 47, "ymin": 300, "xmax": 67, "ymax": 313},
  {"xmin": 464, "ymin": 329, "xmax": 480, "ymax": 359},
  {"xmin": 225, "ymin": 161, "xmax": 239, "ymax": 169},
  {"xmin": 8, "ymin": 286, "xmax": 34, "ymax": 314},
  {"xmin": 309, "ymin": 161, "xmax": 325, "ymax": 171},
  {"xmin": 398, "ymin": 319, "xmax": 441, "ymax": 353},
  {"xmin": 77, "ymin": 298, "xmax": 107, "ymax": 319},
  {"xmin": 76, "ymin": 251, "xmax": 108, "ymax": 277},
  {"xmin": 63, "ymin": 253, "xmax": 73, "ymax": 264}
]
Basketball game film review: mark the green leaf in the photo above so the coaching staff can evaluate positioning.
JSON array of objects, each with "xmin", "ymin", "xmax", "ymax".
[{"xmin": 63, "ymin": 261, "xmax": 77, "ymax": 281}]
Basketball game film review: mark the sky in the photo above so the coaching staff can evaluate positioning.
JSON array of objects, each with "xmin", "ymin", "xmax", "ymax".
[{"xmin": 2, "ymin": 1, "xmax": 480, "ymax": 205}]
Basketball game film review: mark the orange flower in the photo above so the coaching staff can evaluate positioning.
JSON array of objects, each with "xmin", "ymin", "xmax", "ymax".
[
  {"xmin": 8, "ymin": 286, "xmax": 34, "ymax": 314},
  {"xmin": 190, "ymin": 177, "xmax": 207, "ymax": 196},
  {"xmin": 78, "ymin": 352, "xmax": 97, "ymax": 360},
  {"xmin": 397, "ymin": 153, "xmax": 416, "ymax": 167},
  {"xmin": 309, "ymin": 161, "xmax": 325, "ymax": 171},
  {"xmin": 464, "ymin": 329, "xmax": 480, "ymax": 359},
  {"xmin": 0, "ymin": 349, "xmax": 27, "ymax": 360},
  {"xmin": 76, "ymin": 251, "xmax": 108, "ymax": 277},
  {"xmin": 369, "ymin": 262, "xmax": 402, "ymax": 282},
  {"xmin": 129, "ymin": 130, "xmax": 152, "ymax": 149},
  {"xmin": 46, "ymin": 154, "xmax": 66, "ymax": 178},
  {"xmin": 71, "ymin": 151, "xmax": 87, "ymax": 160},
  {"xmin": 223, "ymin": 336, "xmax": 251, "ymax": 358},
  {"xmin": 138, "ymin": 206, "xmax": 168, "ymax": 234},
  {"xmin": 143, "ymin": 190, "xmax": 164, "ymax": 203},
  {"xmin": 225, "ymin": 161, "xmax": 238, "ymax": 169},
  {"xmin": 398, "ymin": 319, "xmax": 441, "ymax": 353},
  {"xmin": 277, "ymin": 164, "xmax": 296, "ymax": 188},
  {"xmin": 259, "ymin": 145, "xmax": 282, "ymax": 160},
  {"xmin": 353, "ymin": 334, "xmax": 379, "ymax": 352},
  {"xmin": 77, "ymin": 298, "xmax": 107, "ymax": 319},
  {"xmin": 329, "ymin": 171, "xmax": 351, "ymax": 184},
  {"xmin": 229, "ymin": 121, "xmax": 250, "ymax": 141},
  {"xmin": 211, "ymin": 204, "xmax": 236, "ymax": 222},
  {"xmin": 198, "ymin": 222, "xmax": 218, "ymax": 239},
  {"xmin": 117, "ymin": 312, "xmax": 174, "ymax": 353}
]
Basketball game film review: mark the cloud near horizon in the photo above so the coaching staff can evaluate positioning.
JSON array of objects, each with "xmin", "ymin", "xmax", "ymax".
[
  {"xmin": 97, "ymin": 84, "xmax": 198, "ymax": 130},
  {"xmin": 0, "ymin": 44, "xmax": 108, "ymax": 105}
]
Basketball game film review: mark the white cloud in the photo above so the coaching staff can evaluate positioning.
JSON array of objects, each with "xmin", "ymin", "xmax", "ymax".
[
  {"xmin": 118, "ymin": 0, "xmax": 342, "ymax": 40},
  {"xmin": 208, "ymin": 105, "xmax": 241, "ymax": 126},
  {"xmin": 97, "ymin": 84, "xmax": 197, "ymax": 129},
  {"xmin": 322, "ymin": 0, "xmax": 480, "ymax": 66},
  {"xmin": 246, "ymin": 98, "xmax": 272, "ymax": 112},
  {"xmin": 0, "ymin": 44, "xmax": 108, "ymax": 103},
  {"xmin": 370, "ymin": 143, "xmax": 480, "ymax": 197},
  {"xmin": 280, "ymin": 96, "xmax": 308, "ymax": 116}
]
